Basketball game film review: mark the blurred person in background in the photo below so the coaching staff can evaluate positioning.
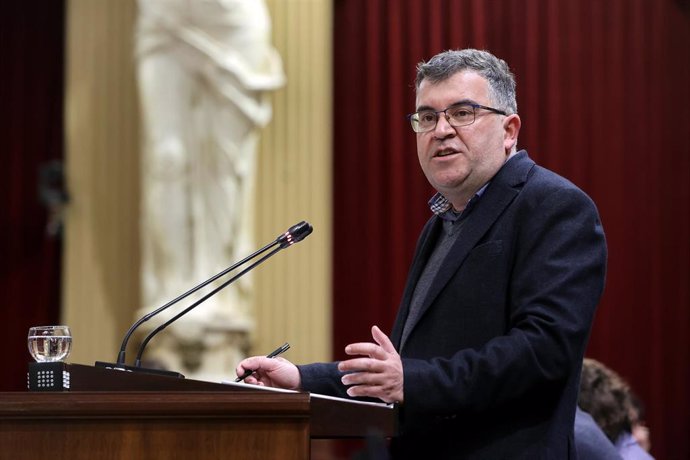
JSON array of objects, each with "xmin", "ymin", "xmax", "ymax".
[{"xmin": 579, "ymin": 358, "xmax": 654, "ymax": 460}]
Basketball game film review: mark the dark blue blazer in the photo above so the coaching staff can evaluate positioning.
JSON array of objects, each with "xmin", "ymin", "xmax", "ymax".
[{"xmin": 300, "ymin": 151, "xmax": 607, "ymax": 459}]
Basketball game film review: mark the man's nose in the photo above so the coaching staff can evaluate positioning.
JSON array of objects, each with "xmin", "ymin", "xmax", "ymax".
[{"xmin": 433, "ymin": 113, "xmax": 455, "ymax": 137}]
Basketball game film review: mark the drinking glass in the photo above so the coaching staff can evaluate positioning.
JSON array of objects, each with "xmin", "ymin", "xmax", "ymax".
[{"xmin": 27, "ymin": 325, "xmax": 72, "ymax": 362}]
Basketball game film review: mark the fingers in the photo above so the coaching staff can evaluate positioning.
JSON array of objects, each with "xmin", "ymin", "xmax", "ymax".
[
  {"xmin": 343, "ymin": 325, "xmax": 395, "ymax": 361},
  {"xmin": 242, "ymin": 375, "xmax": 264, "ymax": 385},
  {"xmin": 345, "ymin": 379, "xmax": 401, "ymax": 404},
  {"xmin": 340, "ymin": 368, "xmax": 385, "ymax": 397},
  {"xmin": 345, "ymin": 342, "xmax": 385, "ymax": 359},
  {"xmin": 235, "ymin": 356, "xmax": 278, "ymax": 383},
  {"xmin": 344, "ymin": 326, "xmax": 389, "ymax": 358},
  {"xmin": 340, "ymin": 325, "xmax": 396, "ymax": 370},
  {"xmin": 371, "ymin": 325, "xmax": 396, "ymax": 353},
  {"xmin": 339, "ymin": 357, "xmax": 383, "ymax": 374},
  {"xmin": 346, "ymin": 383, "xmax": 387, "ymax": 400},
  {"xmin": 235, "ymin": 356, "xmax": 264, "ymax": 378},
  {"xmin": 234, "ymin": 356, "xmax": 302, "ymax": 390},
  {"xmin": 337, "ymin": 325, "xmax": 404, "ymax": 403}
]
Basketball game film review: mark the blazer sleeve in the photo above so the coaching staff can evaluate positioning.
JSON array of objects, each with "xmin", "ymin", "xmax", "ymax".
[{"xmin": 296, "ymin": 362, "xmax": 350, "ymax": 397}]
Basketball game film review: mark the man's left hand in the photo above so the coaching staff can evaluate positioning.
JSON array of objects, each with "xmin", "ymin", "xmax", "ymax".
[{"xmin": 338, "ymin": 325, "xmax": 404, "ymax": 404}]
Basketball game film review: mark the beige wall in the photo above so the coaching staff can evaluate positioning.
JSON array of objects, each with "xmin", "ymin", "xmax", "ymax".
[
  {"xmin": 255, "ymin": 0, "xmax": 333, "ymax": 364},
  {"xmin": 62, "ymin": 0, "xmax": 141, "ymax": 364},
  {"xmin": 63, "ymin": 0, "xmax": 332, "ymax": 369}
]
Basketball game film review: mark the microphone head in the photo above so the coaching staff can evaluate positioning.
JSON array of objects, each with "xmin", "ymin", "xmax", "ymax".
[{"xmin": 278, "ymin": 221, "xmax": 313, "ymax": 248}]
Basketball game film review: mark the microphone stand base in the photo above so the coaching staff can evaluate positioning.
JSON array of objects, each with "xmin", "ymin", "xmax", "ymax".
[{"xmin": 94, "ymin": 361, "xmax": 185, "ymax": 379}]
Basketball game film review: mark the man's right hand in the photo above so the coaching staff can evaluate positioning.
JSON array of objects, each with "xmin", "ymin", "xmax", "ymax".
[{"xmin": 235, "ymin": 356, "xmax": 301, "ymax": 390}]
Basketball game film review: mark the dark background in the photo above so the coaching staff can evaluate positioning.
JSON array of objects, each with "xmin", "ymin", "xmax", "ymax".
[
  {"xmin": 0, "ymin": 0, "xmax": 64, "ymax": 386},
  {"xmin": 2, "ymin": 1, "xmax": 688, "ymax": 459}
]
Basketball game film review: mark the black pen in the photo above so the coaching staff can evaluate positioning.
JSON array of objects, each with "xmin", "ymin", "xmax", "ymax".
[{"xmin": 235, "ymin": 342, "xmax": 290, "ymax": 382}]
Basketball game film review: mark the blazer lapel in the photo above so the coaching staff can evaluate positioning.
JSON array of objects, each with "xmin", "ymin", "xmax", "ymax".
[{"xmin": 400, "ymin": 152, "xmax": 535, "ymax": 344}]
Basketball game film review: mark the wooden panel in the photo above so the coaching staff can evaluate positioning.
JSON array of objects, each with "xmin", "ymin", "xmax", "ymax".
[
  {"xmin": 4, "ymin": 419, "xmax": 306, "ymax": 460},
  {"xmin": 0, "ymin": 392, "xmax": 310, "ymax": 460}
]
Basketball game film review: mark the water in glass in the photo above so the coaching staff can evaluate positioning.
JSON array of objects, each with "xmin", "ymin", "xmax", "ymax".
[{"xmin": 28, "ymin": 326, "xmax": 72, "ymax": 362}]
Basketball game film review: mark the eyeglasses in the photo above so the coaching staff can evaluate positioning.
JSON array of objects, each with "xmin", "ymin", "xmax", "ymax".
[{"xmin": 407, "ymin": 103, "xmax": 507, "ymax": 133}]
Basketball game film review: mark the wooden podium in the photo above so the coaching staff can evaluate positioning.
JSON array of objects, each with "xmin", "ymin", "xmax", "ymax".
[{"xmin": 0, "ymin": 363, "xmax": 396, "ymax": 460}]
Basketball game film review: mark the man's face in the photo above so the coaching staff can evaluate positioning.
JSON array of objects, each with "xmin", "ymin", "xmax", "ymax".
[{"xmin": 415, "ymin": 71, "xmax": 518, "ymax": 210}]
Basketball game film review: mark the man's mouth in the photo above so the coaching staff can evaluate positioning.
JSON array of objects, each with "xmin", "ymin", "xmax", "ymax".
[{"xmin": 435, "ymin": 148, "xmax": 458, "ymax": 158}]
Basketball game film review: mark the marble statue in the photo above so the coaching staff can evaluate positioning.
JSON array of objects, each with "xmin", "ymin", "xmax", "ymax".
[{"xmin": 136, "ymin": 0, "xmax": 284, "ymax": 379}]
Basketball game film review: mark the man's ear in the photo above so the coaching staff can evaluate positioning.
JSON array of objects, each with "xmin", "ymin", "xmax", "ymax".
[{"xmin": 503, "ymin": 114, "xmax": 521, "ymax": 152}]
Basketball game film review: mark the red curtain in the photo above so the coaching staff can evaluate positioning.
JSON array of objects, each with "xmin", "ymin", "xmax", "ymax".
[
  {"xmin": 333, "ymin": 1, "xmax": 690, "ymax": 459},
  {"xmin": 0, "ymin": 1, "xmax": 65, "ymax": 390}
]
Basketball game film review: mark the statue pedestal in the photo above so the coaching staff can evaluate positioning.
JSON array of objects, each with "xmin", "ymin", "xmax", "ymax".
[{"xmin": 134, "ymin": 314, "xmax": 252, "ymax": 382}]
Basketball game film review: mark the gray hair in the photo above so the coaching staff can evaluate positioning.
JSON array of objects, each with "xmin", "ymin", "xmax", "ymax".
[{"xmin": 415, "ymin": 49, "xmax": 517, "ymax": 115}]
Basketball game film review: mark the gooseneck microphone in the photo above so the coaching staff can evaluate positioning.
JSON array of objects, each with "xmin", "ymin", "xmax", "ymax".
[
  {"xmin": 100, "ymin": 221, "xmax": 312, "ymax": 374},
  {"xmin": 276, "ymin": 220, "xmax": 312, "ymax": 248},
  {"xmin": 133, "ymin": 243, "xmax": 284, "ymax": 366}
]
